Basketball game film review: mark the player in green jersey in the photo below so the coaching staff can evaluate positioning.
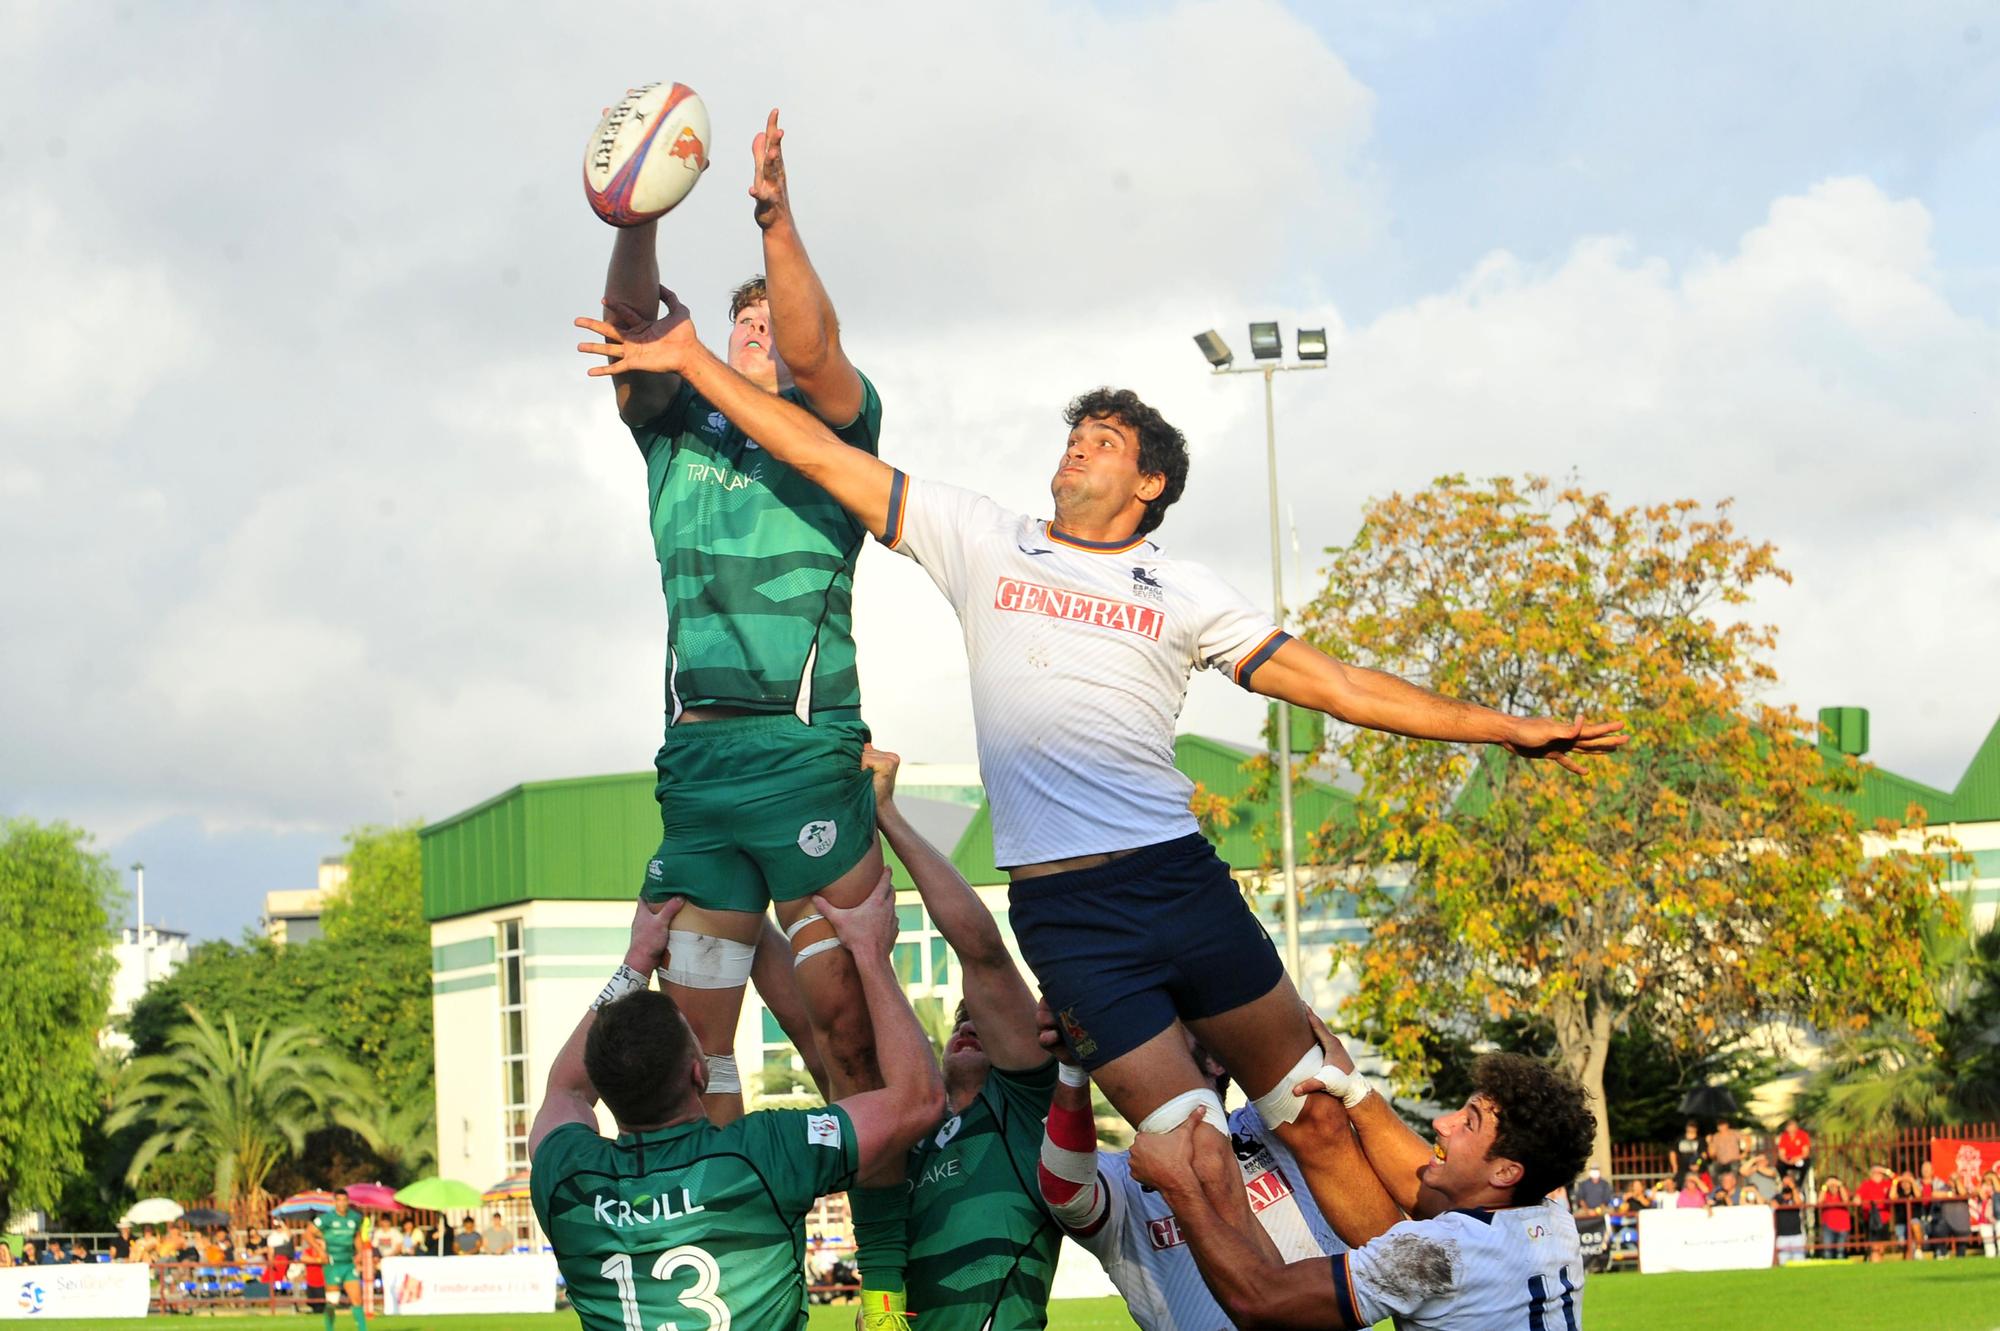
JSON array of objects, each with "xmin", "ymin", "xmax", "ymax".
[
  {"xmin": 863, "ymin": 747, "xmax": 1064, "ymax": 1331},
  {"xmin": 311, "ymin": 1189, "xmax": 366, "ymax": 1331},
  {"xmin": 529, "ymin": 882, "xmax": 943, "ymax": 1331},
  {"xmin": 592, "ymin": 107, "xmax": 913, "ymax": 1325}
]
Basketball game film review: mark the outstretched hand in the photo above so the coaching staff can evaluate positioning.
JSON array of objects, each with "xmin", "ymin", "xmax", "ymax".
[
  {"xmin": 1502, "ymin": 715, "xmax": 1628, "ymax": 775},
  {"xmin": 748, "ymin": 108, "xmax": 790, "ymax": 231},
  {"xmin": 575, "ymin": 284, "xmax": 698, "ymax": 377}
]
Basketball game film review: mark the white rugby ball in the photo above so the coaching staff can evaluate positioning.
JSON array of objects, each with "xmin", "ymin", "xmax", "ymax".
[{"xmin": 582, "ymin": 82, "xmax": 711, "ymax": 226}]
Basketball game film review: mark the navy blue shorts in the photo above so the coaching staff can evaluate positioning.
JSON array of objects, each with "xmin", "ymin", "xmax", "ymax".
[{"xmin": 1008, "ymin": 833, "xmax": 1285, "ymax": 1071}]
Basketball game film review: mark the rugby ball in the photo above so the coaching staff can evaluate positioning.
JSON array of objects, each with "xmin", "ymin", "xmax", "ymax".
[{"xmin": 583, "ymin": 82, "xmax": 711, "ymax": 226}]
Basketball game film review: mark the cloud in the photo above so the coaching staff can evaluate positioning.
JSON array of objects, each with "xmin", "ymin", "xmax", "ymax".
[{"xmin": 1, "ymin": 3, "xmax": 1994, "ymax": 937}]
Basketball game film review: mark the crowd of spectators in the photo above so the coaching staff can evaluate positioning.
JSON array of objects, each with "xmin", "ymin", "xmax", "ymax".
[
  {"xmin": 2, "ymin": 1210, "xmax": 527, "ymax": 1275},
  {"xmin": 1576, "ymin": 1116, "xmax": 2000, "ymax": 1268}
]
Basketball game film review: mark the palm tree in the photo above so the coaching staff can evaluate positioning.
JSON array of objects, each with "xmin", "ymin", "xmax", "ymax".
[
  {"xmin": 107, "ymin": 1005, "xmax": 375, "ymax": 1218},
  {"xmin": 1797, "ymin": 921, "xmax": 2000, "ymax": 1136},
  {"xmin": 336, "ymin": 1094, "xmax": 438, "ymax": 1185}
]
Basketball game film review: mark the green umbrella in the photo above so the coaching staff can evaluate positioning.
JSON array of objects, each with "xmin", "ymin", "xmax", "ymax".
[{"xmin": 393, "ymin": 1177, "xmax": 486, "ymax": 1210}]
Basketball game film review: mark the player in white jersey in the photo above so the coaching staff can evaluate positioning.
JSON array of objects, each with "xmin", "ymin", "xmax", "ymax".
[
  {"xmin": 1127, "ymin": 1043, "xmax": 1596, "ymax": 1330},
  {"xmin": 1036, "ymin": 1023, "xmax": 1345, "ymax": 1331},
  {"xmin": 573, "ymin": 307, "xmax": 1626, "ymax": 1246}
]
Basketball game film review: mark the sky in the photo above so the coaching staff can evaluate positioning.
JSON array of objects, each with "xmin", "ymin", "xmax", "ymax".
[{"xmin": 3, "ymin": 0, "xmax": 1996, "ymax": 940}]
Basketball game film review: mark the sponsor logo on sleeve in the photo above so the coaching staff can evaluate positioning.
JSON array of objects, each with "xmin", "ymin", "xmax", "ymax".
[
  {"xmin": 806, "ymin": 1112, "xmax": 842, "ymax": 1149},
  {"xmin": 993, "ymin": 578, "xmax": 1164, "ymax": 640}
]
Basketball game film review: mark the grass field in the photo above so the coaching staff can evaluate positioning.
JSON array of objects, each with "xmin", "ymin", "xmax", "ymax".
[{"xmin": 16, "ymin": 1263, "xmax": 1999, "ymax": 1331}]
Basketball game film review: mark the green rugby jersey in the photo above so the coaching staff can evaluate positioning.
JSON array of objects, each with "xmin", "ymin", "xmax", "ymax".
[
  {"xmin": 313, "ymin": 1209, "xmax": 362, "ymax": 1265},
  {"xmin": 906, "ymin": 1060, "xmax": 1062, "ymax": 1331},
  {"xmin": 532, "ymin": 1108, "xmax": 858, "ymax": 1331},
  {"xmin": 633, "ymin": 374, "xmax": 882, "ymax": 724}
]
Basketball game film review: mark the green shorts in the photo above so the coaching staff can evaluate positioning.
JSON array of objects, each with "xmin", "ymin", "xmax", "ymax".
[
  {"xmin": 642, "ymin": 714, "xmax": 876, "ymax": 913},
  {"xmin": 326, "ymin": 1262, "xmax": 358, "ymax": 1288}
]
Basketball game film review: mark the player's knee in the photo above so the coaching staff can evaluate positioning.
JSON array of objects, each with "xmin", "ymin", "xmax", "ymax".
[{"xmin": 1137, "ymin": 1087, "xmax": 1228, "ymax": 1136}]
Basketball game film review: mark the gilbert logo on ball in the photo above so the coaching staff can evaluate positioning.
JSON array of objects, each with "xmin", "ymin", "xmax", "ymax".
[{"xmin": 583, "ymin": 82, "xmax": 710, "ymax": 226}]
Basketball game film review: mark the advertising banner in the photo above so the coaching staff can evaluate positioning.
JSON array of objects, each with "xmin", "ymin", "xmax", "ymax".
[
  {"xmin": 1930, "ymin": 1137, "xmax": 2000, "ymax": 1182},
  {"xmin": 379, "ymin": 1254, "xmax": 559, "ymax": 1315},
  {"xmin": 1636, "ymin": 1206, "xmax": 1774, "ymax": 1274},
  {"xmin": 0, "ymin": 1263, "xmax": 151, "ymax": 1320}
]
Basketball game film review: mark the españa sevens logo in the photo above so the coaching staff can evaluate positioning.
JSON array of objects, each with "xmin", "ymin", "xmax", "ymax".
[{"xmin": 797, "ymin": 820, "xmax": 837, "ymax": 858}]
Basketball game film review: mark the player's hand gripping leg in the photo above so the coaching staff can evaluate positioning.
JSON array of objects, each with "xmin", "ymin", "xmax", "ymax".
[{"xmin": 1187, "ymin": 977, "xmax": 1406, "ymax": 1247}]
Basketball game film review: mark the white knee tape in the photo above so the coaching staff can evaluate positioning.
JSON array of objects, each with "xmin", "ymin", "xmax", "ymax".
[
  {"xmin": 1137, "ymin": 1088, "xmax": 1228, "ymax": 1136},
  {"xmin": 1251, "ymin": 1047, "xmax": 1327, "ymax": 1127},
  {"xmin": 1254, "ymin": 1046, "xmax": 1371, "ymax": 1123},
  {"xmin": 703, "ymin": 1053, "xmax": 741, "ymax": 1095},
  {"xmin": 785, "ymin": 912, "xmax": 845, "ymax": 967},
  {"xmin": 658, "ymin": 930, "xmax": 756, "ymax": 990}
]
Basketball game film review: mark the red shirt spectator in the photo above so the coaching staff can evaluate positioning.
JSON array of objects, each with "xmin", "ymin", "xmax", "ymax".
[
  {"xmin": 1857, "ymin": 1169, "xmax": 1893, "ymax": 1228},
  {"xmin": 1777, "ymin": 1121, "xmax": 1811, "ymax": 1170},
  {"xmin": 1819, "ymin": 1180, "xmax": 1853, "ymax": 1233}
]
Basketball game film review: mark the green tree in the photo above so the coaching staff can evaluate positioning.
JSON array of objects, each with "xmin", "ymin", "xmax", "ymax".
[
  {"xmin": 107, "ymin": 1007, "xmax": 376, "ymax": 1218},
  {"xmin": 319, "ymin": 822, "xmax": 434, "ymax": 1110},
  {"xmin": 335, "ymin": 1094, "xmax": 438, "ymax": 1185},
  {"xmin": 0, "ymin": 819, "xmax": 119, "ymax": 1224},
  {"xmin": 1300, "ymin": 476, "xmax": 1952, "ymax": 1169}
]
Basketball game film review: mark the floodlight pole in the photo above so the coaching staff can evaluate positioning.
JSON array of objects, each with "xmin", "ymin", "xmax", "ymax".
[
  {"xmin": 132, "ymin": 862, "xmax": 147, "ymax": 988},
  {"xmin": 1211, "ymin": 358, "xmax": 1324, "ymax": 983}
]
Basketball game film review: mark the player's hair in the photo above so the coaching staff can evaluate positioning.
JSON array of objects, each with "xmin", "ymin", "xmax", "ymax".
[
  {"xmin": 1063, "ymin": 388, "xmax": 1190, "ymax": 537},
  {"xmin": 586, "ymin": 989, "xmax": 700, "ymax": 1126},
  {"xmin": 333, "ymin": 1188, "xmax": 348, "ymax": 1198},
  {"xmin": 1470, "ymin": 1053, "xmax": 1596, "ymax": 1205},
  {"xmin": 728, "ymin": 276, "xmax": 769, "ymax": 321}
]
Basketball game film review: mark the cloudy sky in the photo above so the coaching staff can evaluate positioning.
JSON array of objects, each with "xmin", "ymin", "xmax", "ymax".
[{"xmin": 4, "ymin": 1, "xmax": 1996, "ymax": 940}]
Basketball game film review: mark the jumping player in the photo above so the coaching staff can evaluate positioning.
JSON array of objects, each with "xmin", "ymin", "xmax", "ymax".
[
  {"xmin": 591, "ymin": 108, "xmax": 913, "ymax": 1322},
  {"xmin": 1035, "ymin": 1013, "xmax": 1347, "ymax": 1331},
  {"xmin": 1126, "ymin": 1046, "xmax": 1595, "ymax": 1330},
  {"xmin": 569, "ymin": 304, "xmax": 1626, "ymax": 1245},
  {"xmin": 528, "ymin": 888, "xmax": 943, "ymax": 1331},
  {"xmin": 310, "ymin": 1190, "xmax": 366, "ymax": 1331},
  {"xmin": 864, "ymin": 746, "xmax": 1062, "ymax": 1330}
]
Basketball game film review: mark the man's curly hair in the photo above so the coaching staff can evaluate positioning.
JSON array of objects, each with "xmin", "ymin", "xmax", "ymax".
[
  {"xmin": 1471, "ymin": 1053, "xmax": 1597, "ymax": 1204},
  {"xmin": 728, "ymin": 275, "xmax": 768, "ymax": 321},
  {"xmin": 1064, "ymin": 388, "xmax": 1190, "ymax": 537}
]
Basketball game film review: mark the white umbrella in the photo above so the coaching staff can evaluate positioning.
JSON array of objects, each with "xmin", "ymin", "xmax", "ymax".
[{"xmin": 122, "ymin": 1197, "xmax": 184, "ymax": 1225}]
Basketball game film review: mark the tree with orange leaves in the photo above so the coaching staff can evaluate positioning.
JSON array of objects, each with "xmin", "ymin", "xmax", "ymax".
[{"xmin": 1299, "ymin": 474, "xmax": 1953, "ymax": 1170}]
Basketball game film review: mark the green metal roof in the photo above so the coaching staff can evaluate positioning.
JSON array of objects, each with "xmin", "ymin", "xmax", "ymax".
[
  {"xmin": 1823, "ymin": 710, "xmax": 2000, "ymax": 827},
  {"xmin": 422, "ymin": 735, "xmax": 1357, "ymax": 921}
]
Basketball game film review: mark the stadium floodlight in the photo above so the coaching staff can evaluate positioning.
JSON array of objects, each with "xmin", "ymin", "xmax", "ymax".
[
  {"xmin": 1193, "ymin": 329, "xmax": 1233, "ymax": 369},
  {"xmin": 1295, "ymin": 328, "xmax": 1327, "ymax": 361},
  {"xmin": 1249, "ymin": 321, "xmax": 1282, "ymax": 360}
]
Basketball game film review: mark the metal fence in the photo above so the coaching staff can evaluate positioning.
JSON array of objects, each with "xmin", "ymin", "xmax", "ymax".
[{"xmin": 1609, "ymin": 1120, "xmax": 2000, "ymax": 1186}]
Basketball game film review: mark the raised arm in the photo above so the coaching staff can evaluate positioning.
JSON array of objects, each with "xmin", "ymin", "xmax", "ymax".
[
  {"xmin": 865, "ymin": 746, "xmax": 1044, "ymax": 1071},
  {"xmin": 602, "ymin": 222, "xmax": 681, "ymax": 427},
  {"xmin": 528, "ymin": 897, "xmax": 683, "ymax": 1153},
  {"xmin": 750, "ymin": 110, "xmax": 864, "ymax": 426},
  {"xmin": 1034, "ymin": 1008, "xmax": 1114, "ymax": 1238},
  {"xmin": 1246, "ymin": 638, "xmax": 1627, "ymax": 775},
  {"xmin": 813, "ymin": 870, "xmax": 948, "ymax": 1178},
  {"xmin": 576, "ymin": 302, "xmax": 894, "ymax": 535}
]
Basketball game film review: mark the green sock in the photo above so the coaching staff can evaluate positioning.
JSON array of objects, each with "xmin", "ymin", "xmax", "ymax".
[
  {"xmin": 351, "ymin": 1304, "xmax": 367, "ymax": 1330},
  {"xmin": 322, "ymin": 1306, "xmax": 334, "ymax": 1331},
  {"xmin": 850, "ymin": 1183, "xmax": 911, "ymax": 1294}
]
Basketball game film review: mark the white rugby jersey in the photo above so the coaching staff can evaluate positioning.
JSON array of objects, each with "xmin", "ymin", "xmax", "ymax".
[
  {"xmin": 881, "ymin": 472, "xmax": 1288, "ymax": 867},
  {"xmin": 1077, "ymin": 1105, "xmax": 1344, "ymax": 1331},
  {"xmin": 1331, "ymin": 1200, "xmax": 1585, "ymax": 1331}
]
